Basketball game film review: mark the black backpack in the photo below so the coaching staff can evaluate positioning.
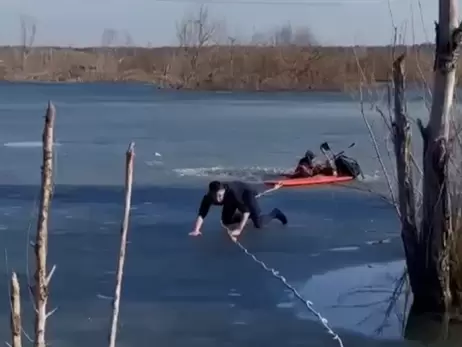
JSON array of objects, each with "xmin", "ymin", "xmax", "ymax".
[{"xmin": 334, "ymin": 154, "xmax": 363, "ymax": 179}]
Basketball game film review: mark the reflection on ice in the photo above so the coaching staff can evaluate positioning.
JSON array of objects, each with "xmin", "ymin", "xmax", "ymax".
[{"xmin": 278, "ymin": 260, "xmax": 408, "ymax": 340}]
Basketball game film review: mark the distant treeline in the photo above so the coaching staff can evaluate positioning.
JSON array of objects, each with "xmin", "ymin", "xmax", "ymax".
[{"xmin": 0, "ymin": 44, "xmax": 443, "ymax": 92}]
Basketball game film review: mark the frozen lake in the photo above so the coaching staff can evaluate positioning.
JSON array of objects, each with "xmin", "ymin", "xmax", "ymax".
[{"xmin": 0, "ymin": 82, "xmax": 433, "ymax": 346}]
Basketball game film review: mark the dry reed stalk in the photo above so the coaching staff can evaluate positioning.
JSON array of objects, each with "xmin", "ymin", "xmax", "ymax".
[
  {"xmin": 34, "ymin": 101, "xmax": 56, "ymax": 347},
  {"xmin": 108, "ymin": 142, "xmax": 135, "ymax": 347},
  {"xmin": 10, "ymin": 272, "xmax": 22, "ymax": 347}
]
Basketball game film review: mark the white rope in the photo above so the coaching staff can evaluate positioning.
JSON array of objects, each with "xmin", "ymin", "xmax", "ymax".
[
  {"xmin": 229, "ymin": 183, "xmax": 344, "ymax": 347},
  {"xmin": 232, "ymin": 239, "xmax": 344, "ymax": 346}
]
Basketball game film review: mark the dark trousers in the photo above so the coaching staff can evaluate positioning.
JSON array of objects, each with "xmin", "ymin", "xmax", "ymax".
[{"xmin": 221, "ymin": 193, "xmax": 267, "ymax": 229}]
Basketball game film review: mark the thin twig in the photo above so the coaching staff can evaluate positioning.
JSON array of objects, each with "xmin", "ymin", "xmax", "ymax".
[
  {"xmin": 108, "ymin": 142, "xmax": 135, "ymax": 347},
  {"xmin": 352, "ymin": 47, "xmax": 400, "ymax": 215}
]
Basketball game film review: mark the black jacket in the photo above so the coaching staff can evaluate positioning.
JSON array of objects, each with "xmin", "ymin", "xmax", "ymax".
[{"xmin": 198, "ymin": 181, "xmax": 257, "ymax": 218}]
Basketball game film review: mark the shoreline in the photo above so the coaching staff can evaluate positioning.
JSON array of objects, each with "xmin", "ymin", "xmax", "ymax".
[
  {"xmin": 0, "ymin": 78, "xmax": 372, "ymax": 92},
  {"xmin": 0, "ymin": 79, "xmax": 436, "ymax": 97}
]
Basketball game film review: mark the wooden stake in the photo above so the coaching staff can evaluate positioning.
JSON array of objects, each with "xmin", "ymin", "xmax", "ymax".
[
  {"xmin": 34, "ymin": 101, "xmax": 55, "ymax": 347},
  {"xmin": 108, "ymin": 142, "xmax": 135, "ymax": 347},
  {"xmin": 10, "ymin": 272, "xmax": 22, "ymax": 347}
]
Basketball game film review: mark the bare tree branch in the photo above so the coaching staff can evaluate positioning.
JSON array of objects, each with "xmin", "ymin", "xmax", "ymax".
[
  {"xmin": 19, "ymin": 14, "xmax": 37, "ymax": 71},
  {"xmin": 175, "ymin": 5, "xmax": 220, "ymax": 85},
  {"xmin": 101, "ymin": 29, "xmax": 118, "ymax": 47}
]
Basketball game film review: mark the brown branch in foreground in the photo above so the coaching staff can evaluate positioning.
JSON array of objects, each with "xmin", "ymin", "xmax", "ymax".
[
  {"xmin": 108, "ymin": 142, "xmax": 135, "ymax": 347},
  {"xmin": 392, "ymin": 55, "xmax": 419, "ymax": 280},
  {"xmin": 392, "ymin": 55, "xmax": 425, "ymax": 315},
  {"xmin": 10, "ymin": 272, "xmax": 22, "ymax": 347},
  {"xmin": 34, "ymin": 101, "xmax": 56, "ymax": 347}
]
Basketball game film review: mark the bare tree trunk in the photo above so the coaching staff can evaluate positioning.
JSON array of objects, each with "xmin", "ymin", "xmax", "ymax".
[
  {"xmin": 10, "ymin": 272, "xmax": 22, "ymax": 347},
  {"xmin": 415, "ymin": 0, "xmax": 462, "ymax": 314},
  {"xmin": 108, "ymin": 142, "xmax": 135, "ymax": 347},
  {"xmin": 393, "ymin": 0, "xmax": 462, "ymax": 317},
  {"xmin": 34, "ymin": 101, "xmax": 56, "ymax": 347}
]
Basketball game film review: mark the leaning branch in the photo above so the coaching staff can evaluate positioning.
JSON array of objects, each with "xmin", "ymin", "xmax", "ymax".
[{"xmin": 108, "ymin": 142, "xmax": 135, "ymax": 347}]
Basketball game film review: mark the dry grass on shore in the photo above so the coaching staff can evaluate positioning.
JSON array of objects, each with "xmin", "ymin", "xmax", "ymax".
[{"xmin": 0, "ymin": 44, "xmax": 444, "ymax": 91}]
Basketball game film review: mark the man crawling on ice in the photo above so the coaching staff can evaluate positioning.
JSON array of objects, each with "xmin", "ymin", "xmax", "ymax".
[{"xmin": 189, "ymin": 180, "xmax": 287, "ymax": 239}]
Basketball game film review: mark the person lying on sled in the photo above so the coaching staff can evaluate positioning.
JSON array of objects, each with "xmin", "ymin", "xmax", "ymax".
[{"xmin": 290, "ymin": 150, "xmax": 336, "ymax": 178}]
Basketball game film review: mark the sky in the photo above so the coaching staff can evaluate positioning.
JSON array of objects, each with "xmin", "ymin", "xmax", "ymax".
[{"xmin": 0, "ymin": 0, "xmax": 446, "ymax": 47}]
